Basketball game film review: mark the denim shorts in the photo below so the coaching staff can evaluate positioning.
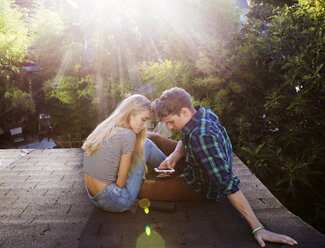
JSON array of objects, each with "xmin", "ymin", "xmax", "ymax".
[
  {"xmin": 84, "ymin": 138, "xmax": 166, "ymax": 213},
  {"xmin": 85, "ymin": 182, "xmax": 133, "ymax": 213}
]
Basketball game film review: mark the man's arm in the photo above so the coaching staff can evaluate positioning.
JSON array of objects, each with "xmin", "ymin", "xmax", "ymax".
[
  {"xmin": 227, "ymin": 189, "xmax": 298, "ymax": 247},
  {"xmin": 193, "ymin": 134, "xmax": 297, "ymax": 247},
  {"xmin": 158, "ymin": 140, "xmax": 185, "ymax": 169}
]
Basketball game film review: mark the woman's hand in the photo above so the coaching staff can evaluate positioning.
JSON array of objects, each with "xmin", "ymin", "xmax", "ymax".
[
  {"xmin": 116, "ymin": 153, "xmax": 133, "ymax": 188},
  {"xmin": 254, "ymin": 229, "xmax": 298, "ymax": 247}
]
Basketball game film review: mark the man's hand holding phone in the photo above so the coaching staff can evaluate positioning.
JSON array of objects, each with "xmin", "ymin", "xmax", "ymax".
[{"xmin": 156, "ymin": 155, "xmax": 176, "ymax": 174}]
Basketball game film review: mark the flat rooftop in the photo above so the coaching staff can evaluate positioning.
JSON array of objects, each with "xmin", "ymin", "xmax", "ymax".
[{"xmin": 0, "ymin": 149, "xmax": 324, "ymax": 248}]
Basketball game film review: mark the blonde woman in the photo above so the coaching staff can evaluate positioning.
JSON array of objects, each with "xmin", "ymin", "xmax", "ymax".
[{"xmin": 82, "ymin": 94, "xmax": 166, "ymax": 212}]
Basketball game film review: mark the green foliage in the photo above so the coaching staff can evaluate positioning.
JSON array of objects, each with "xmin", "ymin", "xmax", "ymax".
[
  {"xmin": 136, "ymin": 60, "xmax": 193, "ymax": 98},
  {"xmin": 44, "ymin": 75, "xmax": 97, "ymax": 138},
  {"xmin": 210, "ymin": 1, "xmax": 324, "ymax": 231},
  {"xmin": 0, "ymin": 0, "xmax": 35, "ymax": 116},
  {"xmin": 43, "ymin": 74, "xmax": 133, "ymax": 139},
  {"xmin": 4, "ymin": 85, "xmax": 35, "ymax": 113},
  {"xmin": 45, "ymin": 75, "xmax": 96, "ymax": 105},
  {"xmin": 202, "ymin": 1, "xmax": 325, "ymax": 198},
  {"xmin": 0, "ymin": 0, "xmax": 31, "ymax": 77},
  {"xmin": 260, "ymin": 1, "xmax": 325, "ymax": 183},
  {"xmin": 247, "ymin": 0, "xmax": 298, "ymax": 20}
]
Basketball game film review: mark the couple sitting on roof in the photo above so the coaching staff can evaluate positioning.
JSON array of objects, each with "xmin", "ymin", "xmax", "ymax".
[{"xmin": 82, "ymin": 87, "xmax": 297, "ymax": 247}]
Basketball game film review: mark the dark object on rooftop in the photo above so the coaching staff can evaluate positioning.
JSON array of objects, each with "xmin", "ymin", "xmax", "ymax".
[
  {"xmin": 150, "ymin": 200, "xmax": 176, "ymax": 212},
  {"xmin": 38, "ymin": 113, "xmax": 52, "ymax": 141},
  {"xmin": 9, "ymin": 127, "xmax": 27, "ymax": 148}
]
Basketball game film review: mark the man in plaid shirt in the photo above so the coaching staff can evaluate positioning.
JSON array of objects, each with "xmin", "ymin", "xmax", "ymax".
[
  {"xmin": 140, "ymin": 87, "xmax": 297, "ymax": 247},
  {"xmin": 179, "ymin": 104, "xmax": 240, "ymax": 202}
]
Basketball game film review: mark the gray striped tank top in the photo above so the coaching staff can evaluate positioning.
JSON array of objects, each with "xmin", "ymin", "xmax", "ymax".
[{"xmin": 83, "ymin": 128, "xmax": 136, "ymax": 184}]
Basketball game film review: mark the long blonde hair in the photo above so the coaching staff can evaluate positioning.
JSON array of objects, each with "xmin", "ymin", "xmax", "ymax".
[{"xmin": 82, "ymin": 94, "xmax": 151, "ymax": 172}]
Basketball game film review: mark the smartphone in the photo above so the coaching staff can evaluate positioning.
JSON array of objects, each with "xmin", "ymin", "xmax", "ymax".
[{"xmin": 154, "ymin": 168, "xmax": 175, "ymax": 173}]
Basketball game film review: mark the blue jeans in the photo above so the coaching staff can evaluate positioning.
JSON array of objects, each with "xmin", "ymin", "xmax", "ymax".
[{"xmin": 85, "ymin": 138, "xmax": 166, "ymax": 212}]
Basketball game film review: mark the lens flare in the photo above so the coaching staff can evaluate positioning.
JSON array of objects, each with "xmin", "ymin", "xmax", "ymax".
[
  {"xmin": 136, "ymin": 230, "xmax": 165, "ymax": 248},
  {"xmin": 139, "ymin": 198, "xmax": 151, "ymax": 209},
  {"xmin": 136, "ymin": 199, "xmax": 165, "ymax": 247},
  {"xmin": 145, "ymin": 225, "xmax": 151, "ymax": 236}
]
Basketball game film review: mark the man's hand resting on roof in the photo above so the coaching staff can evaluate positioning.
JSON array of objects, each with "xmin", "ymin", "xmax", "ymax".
[{"xmin": 254, "ymin": 228, "xmax": 298, "ymax": 247}]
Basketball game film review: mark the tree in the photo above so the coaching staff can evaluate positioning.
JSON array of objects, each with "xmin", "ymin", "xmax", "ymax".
[
  {"xmin": 0, "ymin": 0, "xmax": 34, "ymax": 120},
  {"xmin": 247, "ymin": 0, "xmax": 298, "ymax": 20},
  {"xmin": 43, "ymin": 67, "xmax": 133, "ymax": 139},
  {"xmin": 43, "ymin": 74, "xmax": 97, "ymax": 138},
  {"xmin": 206, "ymin": 0, "xmax": 325, "ymax": 232}
]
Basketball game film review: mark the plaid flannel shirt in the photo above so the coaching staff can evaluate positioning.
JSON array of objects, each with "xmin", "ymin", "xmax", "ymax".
[{"xmin": 179, "ymin": 106, "xmax": 240, "ymax": 202}]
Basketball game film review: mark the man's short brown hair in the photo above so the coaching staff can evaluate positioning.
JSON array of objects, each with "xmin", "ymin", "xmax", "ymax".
[{"xmin": 152, "ymin": 87, "xmax": 194, "ymax": 120}]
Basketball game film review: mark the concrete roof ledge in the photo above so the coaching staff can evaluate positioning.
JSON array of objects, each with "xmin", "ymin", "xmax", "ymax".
[{"xmin": 0, "ymin": 149, "xmax": 324, "ymax": 248}]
